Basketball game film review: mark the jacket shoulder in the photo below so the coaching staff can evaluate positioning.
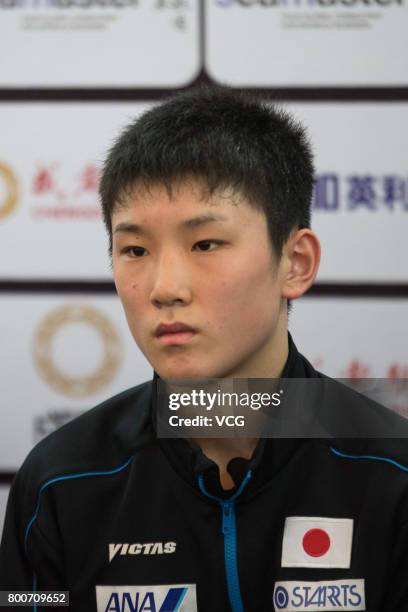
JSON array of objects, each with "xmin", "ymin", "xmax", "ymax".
[
  {"xmin": 317, "ymin": 375, "xmax": 408, "ymax": 466},
  {"xmin": 18, "ymin": 380, "xmax": 154, "ymax": 488}
]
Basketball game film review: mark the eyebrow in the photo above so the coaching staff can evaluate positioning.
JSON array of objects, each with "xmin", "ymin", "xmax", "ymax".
[{"xmin": 113, "ymin": 213, "xmax": 229, "ymax": 235}]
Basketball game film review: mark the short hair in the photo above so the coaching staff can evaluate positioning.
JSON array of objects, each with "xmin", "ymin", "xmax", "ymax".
[{"xmin": 99, "ymin": 86, "xmax": 314, "ymax": 257}]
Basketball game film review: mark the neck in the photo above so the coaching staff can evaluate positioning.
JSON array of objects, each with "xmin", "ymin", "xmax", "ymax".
[
  {"xmin": 195, "ymin": 327, "xmax": 290, "ymax": 490},
  {"xmin": 195, "ymin": 436, "xmax": 259, "ymax": 480}
]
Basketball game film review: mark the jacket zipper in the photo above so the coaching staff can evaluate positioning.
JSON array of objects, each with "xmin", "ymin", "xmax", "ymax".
[{"xmin": 198, "ymin": 470, "xmax": 253, "ymax": 612}]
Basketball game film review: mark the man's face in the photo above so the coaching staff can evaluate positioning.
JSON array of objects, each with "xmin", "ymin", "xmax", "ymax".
[{"xmin": 112, "ymin": 180, "xmax": 288, "ymax": 379}]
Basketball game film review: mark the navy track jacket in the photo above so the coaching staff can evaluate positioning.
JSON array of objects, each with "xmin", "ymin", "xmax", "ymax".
[{"xmin": 1, "ymin": 336, "xmax": 408, "ymax": 611}]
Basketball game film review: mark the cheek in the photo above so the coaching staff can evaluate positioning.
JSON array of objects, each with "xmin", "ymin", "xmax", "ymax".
[
  {"xmin": 114, "ymin": 265, "xmax": 138, "ymax": 299},
  {"xmin": 210, "ymin": 264, "xmax": 279, "ymax": 328},
  {"xmin": 123, "ymin": 284, "xmax": 141, "ymax": 309},
  {"xmin": 115, "ymin": 278, "xmax": 144, "ymax": 321}
]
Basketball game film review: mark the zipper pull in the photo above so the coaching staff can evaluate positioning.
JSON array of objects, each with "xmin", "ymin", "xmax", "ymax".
[{"xmin": 222, "ymin": 501, "xmax": 233, "ymax": 534}]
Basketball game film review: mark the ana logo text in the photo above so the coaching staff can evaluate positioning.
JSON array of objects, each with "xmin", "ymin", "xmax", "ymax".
[{"xmin": 96, "ymin": 584, "xmax": 197, "ymax": 612}]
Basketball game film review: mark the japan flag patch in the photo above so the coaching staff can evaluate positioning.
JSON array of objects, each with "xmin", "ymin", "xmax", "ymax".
[{"xmin": 281, "ymin": 517, "xmax": 354, "ymax": 568}]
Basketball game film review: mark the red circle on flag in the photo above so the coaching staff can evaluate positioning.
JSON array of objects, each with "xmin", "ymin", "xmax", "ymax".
[{"xmin": 302, "ymin": 528, "xmax": 331, "ymax": 557}]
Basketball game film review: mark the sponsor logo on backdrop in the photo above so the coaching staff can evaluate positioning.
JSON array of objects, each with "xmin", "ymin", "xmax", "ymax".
[
  {"xmin": 387, "ymin": 375, "xmax": 408, "ymax": 418},
  {"xmin": 33, "ymin": 408, "xmax": 84, "ymax": 442},
  {"xmin": 0, "ymin": 0, "xmax": 138, "ymax": 6},
  {"xmin": 0, "ymin": 0, "xmax": 190, "ymax": 33},
  {"xmin": 0, "ymin": 162, "xmax": 18, "ymax": 221},
  {"xmin": 216, "ymin": 0, "xmax": 403, "ymax": 31},
  {"xmin": 96, "ymin": 584, "xmax": 197, "ymax": 612},
  {"xmin": 217, "ymin": 0, "xmax": 401, "ymax": 6},
  {"xmin": 313, "ymin": 173, "xmax": 408, "ymax": 213},
  {"xmin": 0, "ymin": 0, "xmax": 138, "ymax": 33},
  {"xmin": 31, "ymin": 162, "xmax": 101, "ymax": 221},
  {"xmin": 340, "ymin": 363, "xmax": 408, "ymax": 419},
  {"xmin": 26, "ymin": 168, "xmax": 408, "ymax": 219},
  {"xmin": 32, "ymin": 304, "xmax": 122, "ymax": 397},
  {"xmin": 109, "ymin": 541, "xmax": 177, "ymax": 562},
  {"xmin": 310, "ymin": 357, "xmax": 408, "ymax": 418}
]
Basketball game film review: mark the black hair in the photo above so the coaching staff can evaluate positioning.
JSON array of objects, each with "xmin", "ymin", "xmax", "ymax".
[{"xmin": 99, "ymin": 86, "xmax": 314, "ymax": 258}]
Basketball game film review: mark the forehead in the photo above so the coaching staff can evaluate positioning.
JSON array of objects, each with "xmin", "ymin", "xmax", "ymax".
[{"xmin": 111, "ymin": 179, "xmax": 264, "ymax": 228}]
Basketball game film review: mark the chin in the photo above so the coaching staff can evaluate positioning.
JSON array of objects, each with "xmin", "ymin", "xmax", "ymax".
[{"xmin": 154, "ymin": 360, "xmax": 221, "ymax": 381}]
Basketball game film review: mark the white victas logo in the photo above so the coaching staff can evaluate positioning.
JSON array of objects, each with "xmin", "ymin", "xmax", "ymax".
[{"xmin": 109, "ymin": 541, "xmax": 176, "ymax": 562}]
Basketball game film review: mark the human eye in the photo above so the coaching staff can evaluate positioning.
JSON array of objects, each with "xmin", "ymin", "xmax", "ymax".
[
  {"xmin": 121, "ymin": 246, "xmax": 148, "ymax": 258},
  {"xmin": 192, "ymin": 240, "xmax": 224, "ymax": 252}
]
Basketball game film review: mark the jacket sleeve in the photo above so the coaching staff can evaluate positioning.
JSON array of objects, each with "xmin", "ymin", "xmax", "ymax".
[
  {"xmin": 0, "ymin": 472, "xmax": 33, "ymax": 588},
  {"xmin": 0, "ymin": 460, "xmax": 64, "ymax": 589},
  {"xmin": 380, "ymin": 517, "xmax": 408, "ymax": 611}
]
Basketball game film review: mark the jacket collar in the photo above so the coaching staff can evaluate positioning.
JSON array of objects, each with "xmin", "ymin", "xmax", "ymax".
[{"xmin": 151, "ymin": 333, "xmax": 319, "ymax": 498}]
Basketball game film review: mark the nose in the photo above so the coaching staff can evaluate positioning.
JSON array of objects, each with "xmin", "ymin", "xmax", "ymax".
[{"xmin": 150, "ymin": 251, "xmax": 193, "ymax": 308}]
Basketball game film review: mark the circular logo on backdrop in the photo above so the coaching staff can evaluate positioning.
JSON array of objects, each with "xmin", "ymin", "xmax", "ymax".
[
  {"xmin": 0, "ymin": 162, "xmax": 18, "ymax": 220},
  {"xmin": 33, "ymin": 305, "xmax": 122, "ymax": 397}
]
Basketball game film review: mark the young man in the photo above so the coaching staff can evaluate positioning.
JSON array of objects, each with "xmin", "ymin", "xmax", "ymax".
[{"xmin": 1, "ymin": 88, "xmax": 408, "ymax": 611}]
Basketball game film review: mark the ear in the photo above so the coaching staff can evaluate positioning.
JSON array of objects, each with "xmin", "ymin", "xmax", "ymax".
[{"xmin": 281, "ymin": 229, "xmax": 321, "ymax": 300}]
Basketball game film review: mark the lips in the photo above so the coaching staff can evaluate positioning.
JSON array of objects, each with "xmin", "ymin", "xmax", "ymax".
[{"xmin": 155, "ymin": 322, "xmax": 196, "ymax": 337}]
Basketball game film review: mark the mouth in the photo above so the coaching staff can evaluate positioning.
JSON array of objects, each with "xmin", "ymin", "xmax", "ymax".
[{"xmin": 155, "ymin": 322, "xmax": 197, "ymax": 346}]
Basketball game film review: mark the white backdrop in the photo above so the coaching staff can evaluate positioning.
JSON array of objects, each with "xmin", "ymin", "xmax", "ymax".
[
  {"xmin": 1, "ymin": 102, "xmax": 407, "ymax": 281},
  {"xmin": 0, "ymin": 295, "xmax": 152, "ymax": 471},
  {"xmin": 206, "ymin": 0, "xmax": 408, "ymax": 86},
  {"xmin": 0, "ymin": 1, "xmax": 200, "ymax": 87},
  {"xmin": 290, "ymin": 297, "xmax": 408, "ymax": 379}
]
